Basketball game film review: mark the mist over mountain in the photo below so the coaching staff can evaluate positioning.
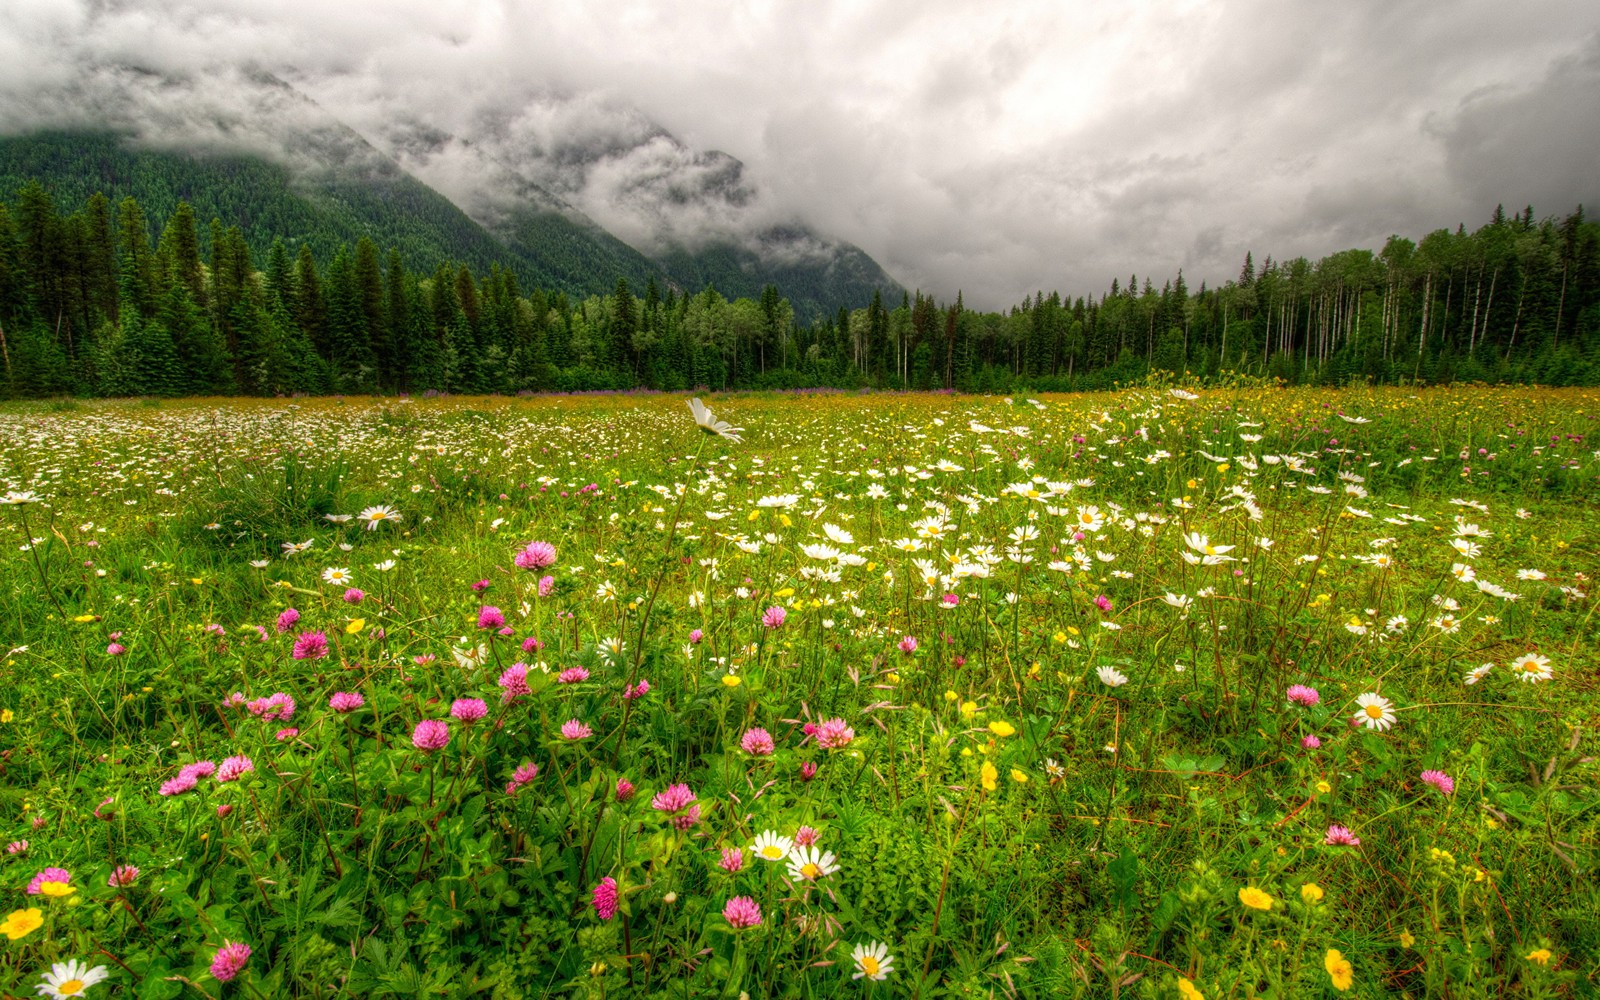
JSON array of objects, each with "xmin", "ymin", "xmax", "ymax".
[{"xmin": 0, "ymin": 61, "xmax": 899, "ymax": 316}]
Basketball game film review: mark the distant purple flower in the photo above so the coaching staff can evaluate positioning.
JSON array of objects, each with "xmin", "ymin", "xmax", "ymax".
[
  {"xmin": 342, "ymin": 588, "xmax": 364, "ymax": 604},
  {"xmin": 106, "ymin": 642, "xmax": 126, "ymax": 656},
  {"xmin": 815, "ymin": 718, "xmax": 855, "ymax": 749},
  {"xmin": 897, "ymin": 635, "xmax": 918, "ymax": 654},
  {"xmin": 623, "ymin": 679, "xmax": 650, "ymax": 700},
  {"xmin": 471, "ymin": 579, "xmax": 491, "ymax": 593},
  {"xmin": 652, "ymin": 783, "xmax": 696, "ymax": 814},
  {"xmin": 276, "ymin": 608, "xmax": 300, "ymax": 633},
  {"xmin": 211, "ymin": 942, "xmax": 252, "ymax": 982},
  {"xmin": 412, "ymin": 719, "xmax": 450, "ymax": 752},
  {"xmin": 451, "ymin": 698, "xmax": 488, "ymax": 723},
  {"xmin": 615, "ymin": 778, "xmax": 635, "ymax": 802},
  {"xmin": 1420, "ymin": 770, "xmax": 1455, "ymax": 795},
  {"xmin": 719, "ymin": 847, "xmax": 745, "ymax": 872},
  {"xmin": 1324, "ymin": 824, "xmax": 1361, "ymax": 846},
  {"xmin": 516, "ymin": 541, "xmax": 557, "ymax": 570},
  {"xmin": 689, "ymin": 629, "xmax": 703, "ymax": 644},
  {"xmin": 537, "ymin": 575, "xmax": 554, "ymax": 597},
  {"xmin": 557, "ymin": 666, "xmax": 590, "ymax": 684},
  {"xmin": 800, "ymin": 761, "xmax": 818, "ymax": 781},
  {"xmin": 560, "ymin": 719, "xmax": 592, "ymax": 740},
  {"xmin": 1301, "ymin": 735, "xmax": 1322, "ymax": 749},
  {"xmin": 292, "ymin": 631, "xmax": 329, "ymax": 660},
  {"xmin": 592, "ymin": 877, "xmax": 618, "ymax": 920},
  {"xmin": 5, "ymin": 840, "xmax": 26, "ymax": 855},
  {"xmin": 217, "ymin": 756, "xmax": 254, "ymax": 783},
  {"xmin": 248, "ymin": 692, "xmax": 295, "ymax": 721},
  {"xmin": 477, "ymin": 605, "xmax": 505, "ymax": 629},
  {"xmin": 723, "ymin": 895, "xmax": 762, "ymax": 928},
  {"xmin": 740, "ymin": 727, "xmax": 775, "ymax": 756},
  {"xmin": 275, "ymin": 728, "xmax": 298, "ymax": 741},
  {"xmin": 160, "ymin": 774, "xmax": 198, "ymax": 797},
  {"xmin": 1094, "ymin": 594, "xmax": 1113, "ymax": 612},
  {"xmin": 762, "ymin": 605, "xmax": 787, "ymax": 629},
  {"xmin": 181, "ymin": 761, "xmax": 217, "ymax": 781},
  {"xmin": 329, "ymin": 691, "xmax": 365, "ymax": 713},
  {"xmin": 1287, "ymin": 685, "xmax": 1320, "ymax": 707},
  {"xmin": 108, "ymin": 865, "xmax": 139, "ymax": 887},
  {"xmin": 222, "ymin": 691, "xmax": 247, "ymax": 709},
  {"xmin": 504, "ymin": 760, "xmax": 539, "ymax": 794},
  {"xmin": 794, "ymin": 826, "xmax": 819, "ymax": 847},
  {"xmin": 498, "ymin": 663, "xmax": 530, "ymax": 702}
]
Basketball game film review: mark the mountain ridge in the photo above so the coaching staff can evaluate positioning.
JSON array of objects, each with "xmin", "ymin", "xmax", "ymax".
[{"xmin": 0, "ymin": 67, "xmax": 900, "ymax": 316}]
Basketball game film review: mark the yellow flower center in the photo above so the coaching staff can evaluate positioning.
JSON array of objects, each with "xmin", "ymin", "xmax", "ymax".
[
  {"xmin": 59, "ymin": 980, "xmax": 86, "ymax": 996},
  {"xmin": 761, "ymin": 846, "xmax": 784, "ymax": 859},
  {"xmin": 800, "ymin": 862, "xmax": 821, "ymax": 879},
  {"xmin": 860, "ymin": 956, "xmax": 880, "ymax": 976},
  {"xmin": 1365, "ymin": 704, "xmax": 1385, "ymax": 719}
]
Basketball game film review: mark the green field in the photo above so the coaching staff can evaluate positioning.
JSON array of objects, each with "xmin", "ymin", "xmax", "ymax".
[{"xmin": 1, "ymin": 386, "xmax": 1596, "ymax": 998}]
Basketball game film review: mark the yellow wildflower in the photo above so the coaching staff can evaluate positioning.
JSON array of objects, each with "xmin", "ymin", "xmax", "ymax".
[
  {"xmin": 1009, "ymin": 768, "xmax": 1028, "ymax": 784},
  {"xmin": 980, "ymin": 761, "xmax": 998, "ymax": 791},
  {"xmin": 1324, "ymin": 949, "xmax": 1353, "ymax": 991},
  {"xmin": 721, "ymin": 674, "xmax": 742, "ymax": 688},
  {"xmin": 987, "ymin": 720, "xmax": 1016, "ymax": 738},
  {"xmin": 1301, "ymin": 883, "xmax": 1324, "ymax": 904},
  {"xmin": 1399, "ymin": 930, "xmax": 1415, "ymax": 948},
  {"xmin": 1177, "ymin": 977, "xmax": 1203, "ymax": 1000},
  {"xmin": 345, "ymin": 618, "xmax": 366, "ymax": 634},
  {"xmin": 1526, "ymin": 948, "xmax": 1551, "ymax": 966},
  {"xmin": 1, "ymin": 908, "xmax": 43, "ymax": 940},
  {"xmin": 1238, "ymin": 887, "xmax": 1274, "ymax": 911}
]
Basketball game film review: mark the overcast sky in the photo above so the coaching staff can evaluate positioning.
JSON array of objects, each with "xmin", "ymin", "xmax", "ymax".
[{"xmin": 3, "ymin": 0, "xmax": 1597, "ymax": 308}]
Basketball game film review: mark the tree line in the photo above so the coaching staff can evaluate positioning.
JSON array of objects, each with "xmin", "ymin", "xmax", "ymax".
[{"xmin": 1, "ymin": 184, "xmax": 1596, "ymax": 398}]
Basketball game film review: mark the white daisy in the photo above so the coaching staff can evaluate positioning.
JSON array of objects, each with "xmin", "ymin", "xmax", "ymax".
[
  {"xmin": 688, "ymin": 397, "xmax": 744, "ymax": 442},
  {"xmin": 358, "ymin": 505, "xmax": 402, "ymax": 530},
  {"xmin": 1507, "ymin": 652, "xmax": 1553, "ymax": 683},
  {"xmin": 321, "ymin": 567, "xmax": 353, "ymax": 586},
  {"xmin": 1463, "ymin": 663, "xmax": 1493, "ymax": 685},
  {"xmin": 851, "ymin": 941, "xmax": 895, "ymax": 981},
  {"xmin": 750, "ymin": 831, "xmax": 794, "ymax": 862},
  {"xmin": 785, "ymin": 845, "xmax": 839, "ymax": 881},
  {"xmin": 1096, "ymin": 665, "xmax": 1128, "ymax": 688},
  {"xmin": 35, "ymin": 959, "xmax": 110, "ymax": 998},
  {"xmin": 1353, "ymin": 692, "xmax": 1397, "ymax": 731}
]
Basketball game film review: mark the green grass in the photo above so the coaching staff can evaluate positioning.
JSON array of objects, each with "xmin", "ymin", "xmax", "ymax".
[{"xmin": 0, "ymin": 385, "xmax": 1595, "ymax": 998}]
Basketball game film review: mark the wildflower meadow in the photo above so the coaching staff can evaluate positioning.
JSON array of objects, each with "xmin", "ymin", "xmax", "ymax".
[{"xmin": 0, "ymin": 384, "xmax": 1596, "ymax": 998}]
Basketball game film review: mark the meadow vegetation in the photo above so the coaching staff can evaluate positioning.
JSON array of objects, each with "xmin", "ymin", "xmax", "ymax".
[{"xmin": 0, "ymin": 385, "xmax": 1596, "ymax": 998}]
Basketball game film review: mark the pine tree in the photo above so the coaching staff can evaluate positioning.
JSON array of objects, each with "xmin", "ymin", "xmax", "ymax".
[
  {"xmin": 324, "ymin": 246, "xmax": 373, "ymax": 393},
  {"xmin": 115, "ymin": 197, "xmax": 159, "ymax": 319},
  {"xmin": 354, "ymin": 237, "xmax": 387, "ymax": 387}
]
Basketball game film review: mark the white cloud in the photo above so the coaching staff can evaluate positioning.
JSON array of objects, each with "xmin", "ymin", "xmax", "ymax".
[{"xmin": 1, "ymin": 0, "xmax": 1595, "ymax": 308}]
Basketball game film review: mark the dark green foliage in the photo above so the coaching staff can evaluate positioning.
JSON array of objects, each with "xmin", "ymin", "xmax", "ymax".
[{"xmin": 1, "ymin": 129, "xmax": 1598, "ymax": 397}]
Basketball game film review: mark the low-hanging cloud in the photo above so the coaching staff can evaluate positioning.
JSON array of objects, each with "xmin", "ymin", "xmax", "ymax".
[{"xmin": 1, "ymin": 0, "xmax": 1594, "ymax": 309}]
